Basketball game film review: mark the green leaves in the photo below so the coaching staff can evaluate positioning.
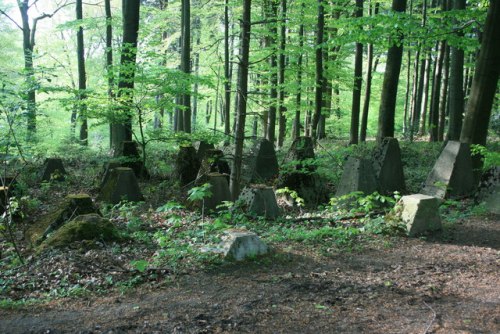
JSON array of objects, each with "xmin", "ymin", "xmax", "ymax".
[{"xmin": 187, "ymin": 183, "xmax": 213, "ymax": 202}]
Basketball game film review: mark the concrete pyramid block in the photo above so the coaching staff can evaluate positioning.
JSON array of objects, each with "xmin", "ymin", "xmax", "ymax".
[
  {"xmin": 99, "ymin": 167, "xmax": 144, "ymax": 204},
  {"xmin": 194, "ymin": 141, "xmax": 215, "ymax": 161},
  {"xmin": 238, "ymin": 185, "xmax": 280, "ymax": 219},
  {"xmin": 400, "ymin": 194, "xmax": 442, "ymax": 236},
  {"xmin": 421, "ymin": 141, "xmax": 475, "ymax": 199},
  {"xmin": 336, "ymin": 157, "xmax": 378, "ymax": 197},
  {"xmin": 40, "ymin": 158, "xmax": 67, "ymax": 182},
  {"xmin": 242, "ymin": 138, "xmax": 279, "ymax": 184},
  {"xmin": 284, "ymin": 136, "xmax": 315, "ymax": 163},
  {"xmin": 204, "ymin": 173, "xmax": 231, "ymax": 211},
  {"xmin": 175, "ymin": 145, "xmax": 201, "ymax": 186},
  {"xmin": 197, "ymin": 149, "xmax": 230, "ymax": 182},
  {"xmin": 372, "ymin": 137, "xmax": 406, "ymax": 194},
  {"xmin": 221, "ymin": 229, "xmax": 268, "ymax": 261}
]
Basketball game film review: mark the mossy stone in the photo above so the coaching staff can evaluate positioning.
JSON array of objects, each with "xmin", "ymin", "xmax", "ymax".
[
  {"xmin": 33, "ymin": 194, "xmax": 100, "ymax": 244},
  {"xmin": 37, "ymin": 214, "xmax": 120, "ymax": 252}
]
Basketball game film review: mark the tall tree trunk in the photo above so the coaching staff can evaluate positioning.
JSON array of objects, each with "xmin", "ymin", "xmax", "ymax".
[
  {"xmin": 18, "ymin": 1, "xmax": 36, "ymax": 140},
  {"xmin": 293, "ymin": 4, "xmax": 305, "ymax": 141},
  {"xmin": 181, "ymin": 0, "xmax": 191, "ymax": 133},
  {"xmin": 429, "ymin": 40, "xmax": 446, "ymax": 142},
  {"xmin": 76, "ymin": 0, "xmax": 88, "ymax": 145},
  {"xmin": 230, "ymin": 0, "xmax": 251, "ymax": 200},
  {"xmin": 350, "ymin": 0, "xmax": 364, "ymax": 144},
  {"xmin": 192, "ymin": 13, "xmax": 201, "ymax": 132},
  {"xmin": 418, "ymin": 52, "xmax": 432, "ymax": 136},
  {"xmin": 438, "ymin": 44, "xmax": 449, "ymax": 141},
  {"xmin": 223, "ymin": 0, "xmax": 231, "ymax": 143},
  {"xmin": 265, "ymin": 0, "xmax": 278, "ymax": 144},
  {"xmin": 277, "ymin": 0, "xmax": 287, "ymax": 147},
  {"xmin": 376, "ymin": 0, "xmax": 407, "ymax": 141},
  {"xmin": 111, "ymin": 0, "xmax": 141, "ymax": 150},
  {"xmin": 311, "ymin": 0, "xmax": 325, "ymax": 139},
  {"xmin": 105, "ymin": 0, "xmax": 115, "ymax": 147},
  {"xmin": 447, "ymin": 0, "xmax": 466, "ymax": 140},
  {"xmin": 460, "ymin": 0, "xmax": 500, "ymax": 146}
]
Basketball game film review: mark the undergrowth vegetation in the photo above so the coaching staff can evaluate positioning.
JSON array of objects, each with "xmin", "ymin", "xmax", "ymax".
[{"xmin": 0, "ymin": 139, "xmax": 495, "ymax": 308}]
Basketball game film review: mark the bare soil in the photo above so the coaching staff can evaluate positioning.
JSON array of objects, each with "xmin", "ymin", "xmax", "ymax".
[{"xmin": 1, "ymin": 214, "xmax": 499, "ymax": 334}]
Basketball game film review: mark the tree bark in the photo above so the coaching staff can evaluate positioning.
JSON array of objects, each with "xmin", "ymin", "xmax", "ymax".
[
  {"xmin": 418, "ymin": 52, "xmax": 432, "ymax": 136},
  {"xmin": 376, "ymin": 0, "xmax": 407, "ymax": 142},
  {"xmin": 181, "ymin": 0, "xmax": 191, "ymax": 133},
  {"xmin": 311, "ymin": 0, "xmax": 325, "ymax": 139},
  {"xmin": 223, "ymin": 0, "xmax": 231, "ymax": 143},
  {"xmin": 429, "ymin": 40, "xmax": 446, "ymax": 142},
  {"xmin": 265, "ymin": 0, "xmax": 278, "ymax": 144},
  {"xmin": 438, "ymin": 44, "xmax": 449, "ymax": 141},
  {"xmin": 460, "ymin": 0, "xmax": 500, "ymax": 146},
  {"xmin": 293, "ymin": 4, "xmax": 305, "ymax": 141},
  {"xmin": 447, "ymin": 0, "xmax": 466, "ymax": 140},
  {"xmin": 76, "ymin": 0, "xmax": 88, "ymax": 145},
  {"xmin": 277, "ymin": 0, "xmax": 287, "ymax": 147},
  {"xmin": 111, "ymin": 0, "xmax": 141, "ymax": 150},
  {"xmin": 350, "ymin": 0, "xmax": 364, "ymax": 145},
  {"xmin": 230, "ymin": 0, "xmax": 251, "ymax": 200}
]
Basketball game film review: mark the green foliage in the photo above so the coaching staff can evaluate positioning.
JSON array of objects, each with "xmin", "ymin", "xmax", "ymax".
[
  {"xmin": 187, "ymin": 183, "xmax": 212, "ymax": 202},
  {"xmin": 470, "ymin": 144, "xmax": 500, "ymax": 171},
  {"xmin": 328, "ymin": 191, "xmax": 399, "ymax": 216},
  {"xmin": 276, "ymin": 187, "xmax": 305, "ymax": 208}
]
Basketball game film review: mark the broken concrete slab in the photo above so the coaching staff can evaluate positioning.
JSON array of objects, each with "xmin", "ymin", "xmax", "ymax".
[
  {"xmin": 99, "ymin": 167, "xmax": 144, "ymax": 204},
  {"xmin": 372, "ymin": 137, "xmax": 406, "ymax": 194},
  {"xmin": 400, "ymin": 194, "xmax": 442, "ymax": 237},
  {"xmin": 221, "ymin": 229, "xmax": 269, "ymax": 261},
  {"xmin": 238, "ymin": 185, "xmax": 280, "ymax": 220},
  {"xmin": 336, "ymin": 157, "xmax": 378, "ymax": 197},
  {"xmin": 421, "ymin": 141, "xmax": 475, "ymax": 199}
]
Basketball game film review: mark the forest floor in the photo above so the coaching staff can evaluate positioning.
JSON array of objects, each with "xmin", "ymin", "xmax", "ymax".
[{"xmin": 1, "ymin": 211, "xmax": 498, "ymax": 334}]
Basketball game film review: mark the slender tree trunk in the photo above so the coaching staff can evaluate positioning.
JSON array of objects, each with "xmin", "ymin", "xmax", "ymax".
[
  {"xmin": 105, "ymin": 0, "xmax": 115, "ymax": 146},
  {"xmin": 181, "ymin": 0, "xmax": 191, "ymax": 132},
  {"xmin": 418, "ymin": 52, "xmax": 432, "ymax": 136},
  {"xmin": 277, "ymin": 0, "xmax": 287, "ymax": 147},
  {"xmin": 265, "ymin": 0, "xmax": 278, "ymax": 144},
  {"xmin": 223, "ymin": 0, "xmax": 231, "ymax": 143},
  {"xmin": 293, "ymin": 4, "xmax": 305, "ymax": 141},
  {"xmin": 460, "ymin": 0, "xmax": 500, "ymax": 146},
  {"xmin": 311, "ymin": 0, "xmax": 325, "ymax": 139},
  {"xmin": 447, "ymin": 0, "xmax": 466, "ymax": 140},
  {"xmin": 350, "ymin": 0, "xmax": 364, "ymax": 144},
  {"xmin": 18, "ymin": 1, "xmax": 36, "ymax": 140},
  {"xmin": 360, "ymin": 33, "xmax": 376, "ymax": 143},
  {"xmin": 111, "ymin": 0, "xmax": 141, "ymax": 150},
  {"xmin": 429, "ymin": 40, "xmax": 446, "ymax": 142},
  {"xmin": 76, "ymin": 0, "xmax": 88, "ymax": 145},
  {"xmin": 230, "ymin": 0, "xmax": 251, "ymax": 200},
  {"xmin": 438, "ymin": 44, "xmax": 449, "ymax": 141},
  {"xmin": 377, "ymin": 0, "xmax": 407, "ymax": 141}
]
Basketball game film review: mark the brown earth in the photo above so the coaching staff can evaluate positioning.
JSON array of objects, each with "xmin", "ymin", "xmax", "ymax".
[{"xmin": 1, "ymin": 214, "xmax": 499, "ymax": 334}]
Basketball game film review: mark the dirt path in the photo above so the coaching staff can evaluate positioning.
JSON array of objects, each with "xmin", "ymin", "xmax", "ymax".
[{"xmin": 1, "ymin": 215, "xmax": 499, "ymax": 334}]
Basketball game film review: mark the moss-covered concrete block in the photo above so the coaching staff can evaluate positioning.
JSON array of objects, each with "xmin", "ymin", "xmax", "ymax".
[{"xmin": 99, "ymin": 167, "xmax": 144, "ymax": 204}]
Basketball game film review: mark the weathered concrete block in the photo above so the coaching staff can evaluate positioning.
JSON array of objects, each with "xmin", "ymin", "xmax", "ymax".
[
  {"xmin": 239, "ymin": 185, "xmax": 280, "ymax": 220},
  {"xmin": 484, "ymin": 184, "xmax": 499, "ymax": 215},
  {"xmin": 194, "ymin": 141, "xmax": 215, "ymax": 161},
  {"xmin": 422, "ymin": 141, "xmax": 475, "ymax": 199},
  {"xmin": 372, "ymin": 137, "xmax": 406, "ymax": 194},
  {"xmin": 336, "ymin": 157, "xmax": 378, "ymax": 197},
  {"xmin": 475, "ymin": 166, "xmax": 499, "ymax": 214},
  {"xmin": 99, "ymin": 167, "xmax": 144, "ymax": 204},
  {"xmin": 175, "ymin": 145, "xmax": 201, "ymax": 186},
  {"xmin": 400, "ymin": 194, "xmax": 442, "ymax": 237},
  {"xmin": 114, "ymin": 141, "xmax": 149, "ymax": 179},
  {"xmin": 197, "ymin": 149, "xmax": 230, "ymax": 183},
  {"xmin": 284, "ymin": 136, "xmax": 315, "ymax": 163},
  {"xmin": 241, "ymin": 139, "xmax": 279, "ymax": 184},
  {"xmin": 99, "ymin": 161, "xmax": 122, "ymax": 189},
  {"xmin": 221, "ymin": 229, "xmax": 268, "ymax": 261},
  {"xmin": 204, "ymin": 173, "xmax": 231, "ymax": 211},
  {"xmin": 40, "ymin": 158, "xmax": 67, "ymax": 182}
]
